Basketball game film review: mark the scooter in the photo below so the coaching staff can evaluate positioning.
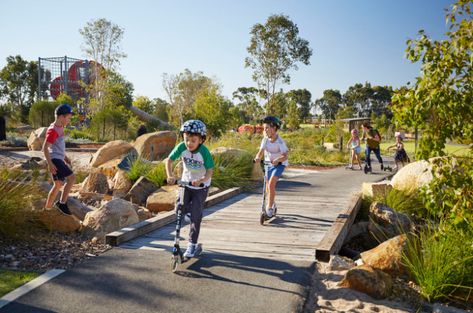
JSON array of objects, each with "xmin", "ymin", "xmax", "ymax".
[
  {"xmin": 255, "ymin": 160, "xmax": 280, "ymax": 225},
  {"xmin": 170, "ymin": 180, "xmax": 203, "ymax": 273}
]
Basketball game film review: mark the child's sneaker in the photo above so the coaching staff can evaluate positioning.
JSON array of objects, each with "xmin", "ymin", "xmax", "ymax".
[
  {"xmin": 266, "ymin": 206, "xmax": 274, "ymax": 218},
  {"xmin": 55, "ymin": 201, "xmax": 71, "ymax": 216},
  {"xmin": 380, "ymin": 163, "xmax": 384, "ymax": 170},
  {"xmin": 184, "ymin": 212, "xmax": 191, "ymax": 223},
  {"xmin": 183, "ymin": 243, "xmax": 202, "ymax": 258}
]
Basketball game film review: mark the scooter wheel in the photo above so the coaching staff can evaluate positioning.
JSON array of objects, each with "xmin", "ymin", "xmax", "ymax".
[
  {"xmin": 363, "ymin": 166, "xmax": 369, "ymax": 174},
  {"xmin": 171, "ymin": 255, "xmax": 180, "ymax": 272},
  {"xmin": 259, "ymin": 213, "xmax": 265, "ymax": 225}
]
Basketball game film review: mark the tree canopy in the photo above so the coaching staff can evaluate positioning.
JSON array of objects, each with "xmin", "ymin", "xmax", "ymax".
[
  {"xmin": 392, "ymin": 0, "xmax": 473, "ymax": 158},
  {"xmin": 245, "ymin": 14, "xmax": 312, "ymax": 108}
]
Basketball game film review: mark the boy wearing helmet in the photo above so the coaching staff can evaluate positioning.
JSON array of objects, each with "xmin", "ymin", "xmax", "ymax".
[
  {"xmin": 165, "ymin": 120, "xmax": 214, "ymax": 258},
  {"xmin": 346, "ymin": 128, "xmax": 362, "ymax": 170},
  {"xmin": 254, "ymin": 116, "xmax": 289, "ymax": 218},
  {"xmin": 43, "ymin": 103, "xmax": 76, "ymax": 215}
]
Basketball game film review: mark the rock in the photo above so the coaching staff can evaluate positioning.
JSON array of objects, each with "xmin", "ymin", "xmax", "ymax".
[
  {"xmin": 112, "ymin": 170, "xmax": 133, "ymax": 198},
  {"xmin": 136, "ymin": 207, "xmax": 153, "ymax": 221},
  {"xmin": 368, "ymin": 202, "xmax": 412, "ymax": 241},
  {"xmin": 90, "ymin": 140, "xmax": 135, "ymax": 167},
  {"xmin": 67, "ymin": 198, "xmax": 94, "ymax": 220},
  {"xmin": 78, "ymin": 192, "xmax": 112, "ymax": 204},
  {"xmin": 208, "ymin": 186, "xmax": 221, "ymax": 196},
  {"xmin": 27, "ymin": 127, "xmax": 48, "ymax": 151},
  {"xmin": 328, "ymin": 255, "xmax": 355, "ymax": 271},
  {"xmin": 362, "ymin": 181, "xmax": 392, "ymax": 199},
  {"xmin": 391, "ymin": 160, "xmax": 433, "ymax": 192},
  {"xmin": 360, "ymin": 234, "xmax": 408, "ymax": 276},
  {"xmin": 339, "ymin": 264, "xmax": 393, "ymax": 299},
  {"xmin": 210, "ymin": 147, "xmax": 248, "ymax": 157},
  {"xmin": 345, "ymin": 221, "xmax": 369, "ymax": 243},
  {"xmin": 126, "ymin": 176, "xmax": 158, "ymax": 205},
  {"xmin": 81, "ymin": 171, "xmax": 110, "ymax": 194},
  {"xmin": 82, "ymin": 198, "xmax": 140, "ymax": 242},
  {"xmin": 12, "ymin": 157, "xmax": 46, "ymax": 171},
  {"xmin": 134, "ymin": 131, "xmax": 176, "ymax": 161},
  {"xmin": 36, "ymin": 208, "xmax": 81, "ymax": 233},
  {"xmin": 146, "ymin": 185, "xmax": 178, "ymax": 213},
  {"xmin": 433, "ymin": 303, "xmax": 470, "ymax": 313}
]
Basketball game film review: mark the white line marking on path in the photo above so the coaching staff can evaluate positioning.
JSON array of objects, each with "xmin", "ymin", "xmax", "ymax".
[{"xmin": 0, "ymin": 269, "xmax": 65, "ymax": 308}]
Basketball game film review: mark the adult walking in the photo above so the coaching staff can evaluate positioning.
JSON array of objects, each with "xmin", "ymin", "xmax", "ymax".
[{"xmin": 362, "ymin": 122, "xmax": 384, "ymax": 172}]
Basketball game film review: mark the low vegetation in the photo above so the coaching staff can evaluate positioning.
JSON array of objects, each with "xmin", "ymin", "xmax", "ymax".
[{"xmin": 0, "ymin": 269, "xmax": 40, "ymax": 297}]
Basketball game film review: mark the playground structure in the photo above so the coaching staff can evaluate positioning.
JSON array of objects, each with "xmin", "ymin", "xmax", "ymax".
[{"xmin": 37, "ymin": 56, "xmax": 103, "ymax": 114}]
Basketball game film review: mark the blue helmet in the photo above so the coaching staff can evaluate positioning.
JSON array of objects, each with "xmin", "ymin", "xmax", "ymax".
[
  {"xmin": 261, "ymin": 116, "xmax": 281, "ymax": 129},
  {"xmin": 55, "ymin": 103, "xmax": 74, "ymax": 116},
  {"xmin": 180, "ymin": 119, "xmax": 207, "ymax": 140}
]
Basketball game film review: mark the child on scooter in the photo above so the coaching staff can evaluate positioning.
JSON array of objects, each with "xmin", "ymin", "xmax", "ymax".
[
  {"xmin": 346, "ymin": 128, "xmax": 362, "ymax": 170},
  {"xmin": 253, "ymin": 116, "xmax": 288, "ymax": 218},
  {"xmin": 387, "ymin": 132, "xmax": 410, "ymax": 171},
  {"xmin": 165, "ymin": 119, "xmax": 214, "ymax": 258}
]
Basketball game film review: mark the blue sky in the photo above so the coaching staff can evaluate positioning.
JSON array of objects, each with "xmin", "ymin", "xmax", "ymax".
[{"xmin": 0, "ymin": 0, "xmax": 453, "ymax": 102}]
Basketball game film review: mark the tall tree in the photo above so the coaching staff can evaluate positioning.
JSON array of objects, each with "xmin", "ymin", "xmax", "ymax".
[
  {"xmin": 79, "ymin": 18, "xmax": 126, "ymax": 71},
  {"xmin": 315, "ymin": 89, "xmax": 342, "ymax": 120},
  {"xmin": 133, "ymin": 96, "xmax": 155, "ymax": 114},
  {"xmin": 193, "ymin": 86, "xmax": 231, "ymax": 138},
  {"xmin": 79, "ymin": 18, "xmax": 127, "ymax": 108},
  {"xmin": 154, "ymin": 97, "xmax": 169, "ymax": 122},
  {"xmin": 0, "ymin": 55, "xmax": 38, "ymax": 121},
  {"xmin": 232, "ymin": 87, "xmax": 265, "ymax": 123},
  {"xmin": 392, "ymin": 0, "xmax": 473, "ymax": 158},
  {"xmin": 286, "ymin": 89, "xmax": 312, "ymax": 122},
  {"xmin": 285, "ymin": 99, "xmax": 300, "ymax": 130},
  {"xmin": 245, "ymin": 14, "xmax": 312, "ymax": 107},
  {"xmin": 163, "ymin": 69, "xmax": 213, "ymax": 126}
]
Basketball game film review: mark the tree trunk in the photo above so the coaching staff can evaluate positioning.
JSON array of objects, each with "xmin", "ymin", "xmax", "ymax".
[{"xmin": 129, "ymin": 106, "xmax": 169, "ymax": 127}]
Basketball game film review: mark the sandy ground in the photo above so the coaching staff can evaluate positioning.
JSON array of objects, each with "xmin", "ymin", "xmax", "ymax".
[{"xmin": 306, "ymin": 262, "xmax": 420, "ymax": 313}]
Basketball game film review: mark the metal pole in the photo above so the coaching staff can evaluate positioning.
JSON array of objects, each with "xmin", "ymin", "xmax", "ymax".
[
  {"xmin": 37, "ymin": 57, "xmax": 41, "ymax": 100},
  {"xmin": 64, "ymin": 56, "xmax": 68, "ymax": 96}
]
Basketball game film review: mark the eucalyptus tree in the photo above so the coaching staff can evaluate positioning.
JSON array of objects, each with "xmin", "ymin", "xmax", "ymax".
[
  {"xmin": 315, "ymin": 89, "xmax": 342, "ymax": 120},
  {"xmin": 245, "ymin": 14, "xmax": 312, "ymax": 110},
  {"xmin": 79, "ymin": 18, "xmax": 127, "ymax": 108},
  {"xmin": 286, "ymin": 89, "xmax": 312, "ymax": 122},
  {"xmin": 0, "ymin": 55, "xmax": 38, "ymax": 121},
  {"xmin": 392, "ymin": 0, "xmax": 473, "ymax": 158}
]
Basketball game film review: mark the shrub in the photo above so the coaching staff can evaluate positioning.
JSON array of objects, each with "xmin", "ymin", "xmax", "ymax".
[
  {"xmin": 28, "ymin": 100, "xmax": 57, "ymax": 128},
  {"xmin": 145, "ymin": 162, "xmax": 167, "ymax": 187},
  {"xmin": 421, "ymin": 156, "xmax": 473, "ymax": 228},
  {"xmin": 0, "ymin": 169, "xmax": 42, "ymax": 238},
  {"xmin": 126, "ymin": 157, "xmax": 153, "ymax": 182},
  {"xmin": 382, "ymin": 188, "xmax": 426, "ymax": 219},
  {"xmin": 211, "ymin": 152, "xmax": 254, "ymax": 189},
  {"xmin": 402, "ymin": 222, "xmax": 473, "ymax": 303}
]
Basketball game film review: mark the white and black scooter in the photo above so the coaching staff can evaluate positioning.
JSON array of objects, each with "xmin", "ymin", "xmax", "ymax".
[{"xmin": 170, "ymin": 180, "xmax": 203, "ymax": 273}]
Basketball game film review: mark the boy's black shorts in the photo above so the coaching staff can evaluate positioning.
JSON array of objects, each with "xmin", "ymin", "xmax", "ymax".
[{"xmin": 51, "ymin": 158, "xmax": 73, "ymax": 181}]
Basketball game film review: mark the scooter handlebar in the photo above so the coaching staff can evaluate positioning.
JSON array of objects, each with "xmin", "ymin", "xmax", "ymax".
[{"xmin": 165, "ymin": 179, "xmax": 205, "ymax": 188}]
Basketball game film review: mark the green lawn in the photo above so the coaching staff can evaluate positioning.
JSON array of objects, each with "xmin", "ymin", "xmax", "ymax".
[
  {"xmin": 0, "ymin": 269, "xmax": 39, "ymax": 297},
  {"xmin": 380, "ymin": 140, "xmax": 471, "ymax": 158}
]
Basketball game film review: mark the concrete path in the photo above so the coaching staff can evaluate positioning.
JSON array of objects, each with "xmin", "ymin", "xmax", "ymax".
[{"xmin": 0, "ymin": 164, "xmax": 390, "ymax": 313}]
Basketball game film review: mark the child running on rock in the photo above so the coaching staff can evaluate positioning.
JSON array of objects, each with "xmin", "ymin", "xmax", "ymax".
[{"xmin": 43, "ymin": 103, "xmax": 76, "ymax": 215}]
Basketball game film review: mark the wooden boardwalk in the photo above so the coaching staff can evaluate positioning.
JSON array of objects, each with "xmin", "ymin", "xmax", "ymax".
[{"xmin": 121, "ymin": 167, "xmax": 387, "ymax": 262}]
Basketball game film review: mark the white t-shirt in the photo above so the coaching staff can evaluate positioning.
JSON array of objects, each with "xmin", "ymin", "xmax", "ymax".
[{"xmin": 260, "ymin": 135, "xmax": 289, "ymax": 166}]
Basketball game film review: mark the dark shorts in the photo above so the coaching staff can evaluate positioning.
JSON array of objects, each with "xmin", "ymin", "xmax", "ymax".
[{"xmin": 51, "ymin": 158, "xmax": 73, "ymax": 181}]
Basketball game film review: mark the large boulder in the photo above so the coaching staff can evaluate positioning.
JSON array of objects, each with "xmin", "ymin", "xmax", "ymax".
[
  {"xmin": 391, "ymin": 160, "xmax": 433, "ymax": 192},
  {"xmin": 82, "ymin": 198, "xmax": 140, "ymax": 242},
  {"xmin": 360, "ymin": 234, "xmax": 408, "ymax": 276},
  {"xmin": 126, "ymin": 176, "xmax": 159, "ymax": 205},
  {"xmin": 146, "ymin": 185, "xmax": 178, "ymax": 213},
  {"xmin": 27, "ymin": 127, "xmax": 48, "ymax": 151},
  {"xmin": 81, "ymin": 171, "xmax": 110, "ymax": 194},
  {"xmin": 134, "ymin": 131, "xmax": 176, "ymax": 161},
  {"xmin": 368, "ymin": 202, "xmax": 412, "ymax": 241},
  {"xmin": 36, "ymin": 208, "xmax": 81, "ymax": 233},
  {"xmin": 339, "ymin": 264, "xmax": 393, "ymax": 299},
  {"xmin": 90, "ymin": 140, "xmax": 135, "ymax": 167},
  {"xmin": 112, "ymin": 170, "xmax": 133, "ymax": 198}
]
